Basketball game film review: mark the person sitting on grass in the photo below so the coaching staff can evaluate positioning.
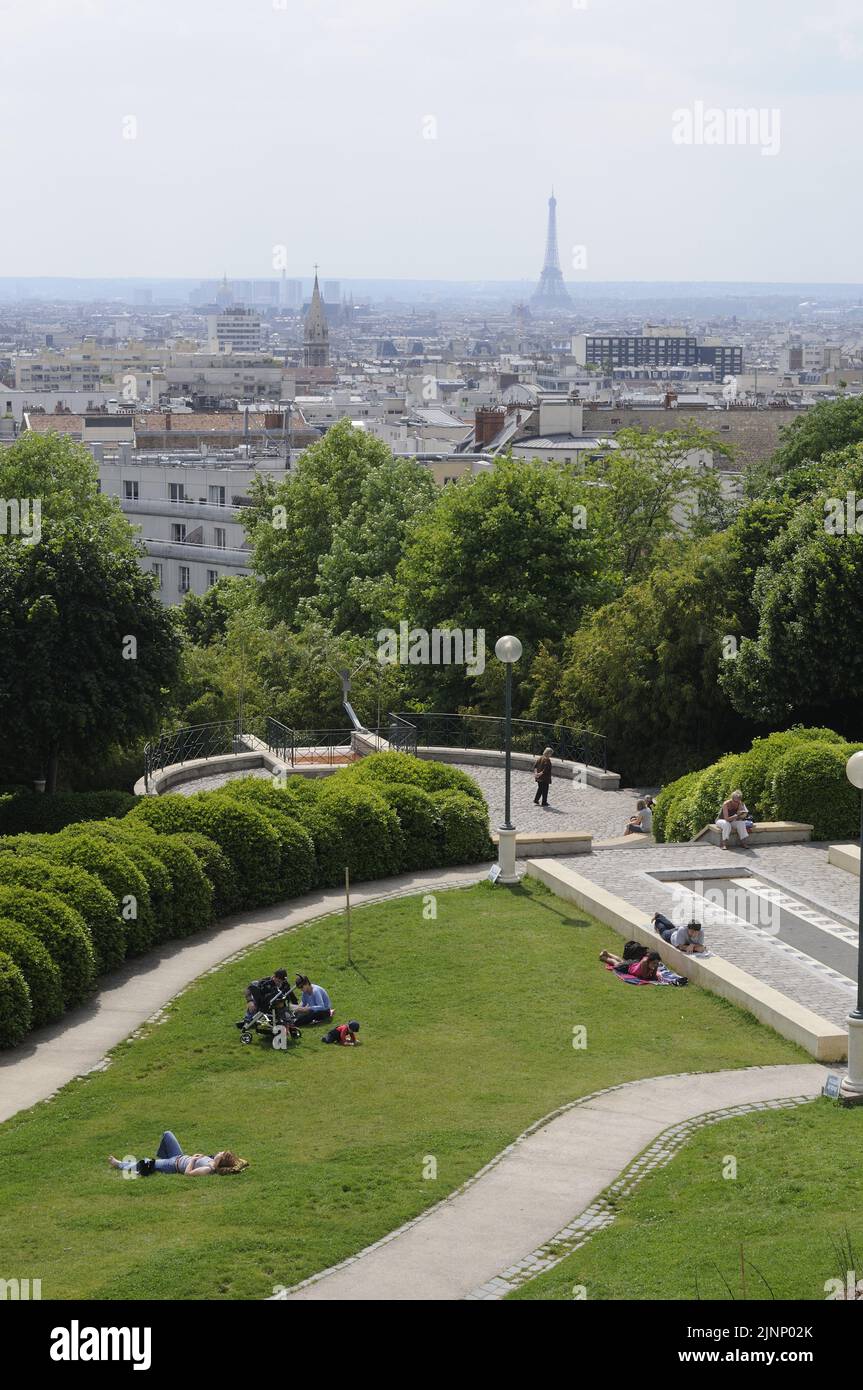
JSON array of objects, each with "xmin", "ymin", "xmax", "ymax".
[
  {"xmin": 321, "ymin": 1020, "xmax": 360, "ymax": 1046},
  {"xmin": 109, "ymin": 1130, "xmax": 248, "ymax": 1176},
  {"xmin": 240, "ymin": 968, "xmax": 294, "ymax": 1027},
  {"xmin": 293, "ymin": 974, "xmax": 333, "ymax": 1026}
]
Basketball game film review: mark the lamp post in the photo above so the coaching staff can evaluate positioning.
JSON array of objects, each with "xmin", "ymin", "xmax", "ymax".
[
  {"xmin": 841, "ymin": 751, "xmax": 863, "ymax": 1104},
  {"xmin": 495, "ymin": 634, "xmax": 522, "ymax": 884}
]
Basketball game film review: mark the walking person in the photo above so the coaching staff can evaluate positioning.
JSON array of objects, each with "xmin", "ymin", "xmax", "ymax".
[{"xmin": 533, "ymin": 747, "xmax": 554, "ymax": 808}]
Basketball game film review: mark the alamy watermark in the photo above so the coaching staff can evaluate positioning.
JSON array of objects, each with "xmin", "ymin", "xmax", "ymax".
[
  {"xmin": 0, "ymin": 497, "xmax": 41, "ymax": 544},
  {"xmin": 376, "ymin": 622, "xmax": 485, "ymax": 675},
  {"xmin": 672, "ymin": 101, "xmax": 781, "ymax": 157}
]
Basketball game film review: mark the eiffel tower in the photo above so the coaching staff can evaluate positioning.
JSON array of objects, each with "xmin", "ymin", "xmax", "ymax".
[{"xmin": 531, "ymin": 189, "xmax": 572, "ymax": 313}]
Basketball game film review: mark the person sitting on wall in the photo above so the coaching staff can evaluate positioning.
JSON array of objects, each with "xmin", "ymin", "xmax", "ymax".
[{"xmin": 716, "ymin": 790, "xmax": 752, "ymax": 849}]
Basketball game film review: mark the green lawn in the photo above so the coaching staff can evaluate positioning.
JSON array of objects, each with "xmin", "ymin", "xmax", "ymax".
[
  {"xmin": 0, "ymin": 878, "xmax": 805, "ymax": 1300},
  {"xmin": 509, "ymin": 1098, "xmax": 863, "ymax": 1301}
]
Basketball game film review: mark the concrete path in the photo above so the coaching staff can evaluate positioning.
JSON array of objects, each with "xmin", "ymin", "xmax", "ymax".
[
  {"xmin": 280, "ymin": 1063, "xmax": 828, "ymax": 1302},
  {"xmin": 0, "ymin": 864, "xmax": 485, "ymax": 1126}
]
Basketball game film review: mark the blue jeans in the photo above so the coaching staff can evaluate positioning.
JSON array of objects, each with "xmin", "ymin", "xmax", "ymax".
[
  {"xmin": 119, "ymin": 1130, "xmax": 184, "ymax": 1174},
  {"xmin": 653, "ymin": 913, "xmax": 676, "ymax": 944}
]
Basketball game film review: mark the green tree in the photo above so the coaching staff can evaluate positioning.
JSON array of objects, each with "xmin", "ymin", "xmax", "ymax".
[
  {"xmin": 574, "ymin": 426, "xmax": 735, "ymax": 585},
  {"xmin": 308, "ymin": 456, "xmax": 437, "ymax": 635},
  {"xmin": 393, "ymin": 457, "xmax": 612, "ymax": 711},
  {"xmin": 246, "ymin": 421, "xmax": 395, "ymax": 623},
  {"xmin": 0, "ymin": 524, "xmax": 180, "ymax": 791},
  {"xmin": 768, "ymin": 397, "xmax": 863, "ymax": 476}
]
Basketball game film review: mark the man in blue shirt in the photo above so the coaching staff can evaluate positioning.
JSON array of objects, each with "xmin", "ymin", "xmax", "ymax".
[{"xmin": 293, "ymin": 973, "xmax": 333, "ymax": 1026}]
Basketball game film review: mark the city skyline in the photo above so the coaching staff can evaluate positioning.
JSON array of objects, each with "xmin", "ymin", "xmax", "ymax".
[{"xmin": 1, "ymin": 0, "xmax": 862, "ymax": 282}]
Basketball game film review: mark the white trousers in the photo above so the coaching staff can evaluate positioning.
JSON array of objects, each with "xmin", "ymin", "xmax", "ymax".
[{"xmin": 716, "ymin": 818, "xmax": 749, "ymax": 844}]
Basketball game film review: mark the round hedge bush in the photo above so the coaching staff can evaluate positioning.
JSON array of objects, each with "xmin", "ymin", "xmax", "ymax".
[
  {"xmin": 170, "ymin": 832, "xmax": 237, "ymax": 919},
  {"xmin": 129, "ymin": 793, "xmax": 282, "ymax": 909},
  {"xmin": 151, "ymin": 834, "xmax": 213, "ymax": 935},
  {"xmin": 37, "ymin": 833, "xmax": 154, "ymax": 957},
  {"xmin": 56, "ymin": 822, "xmax": 176, "ymax": 945},
  {"xmin": 765, "ymin": 741, "xmax": 860, "ymax": 840},
  {"xmin": 0, "ymin": 918, "xmax": 64, "ymax": 1025},
  {"xmin": 0, "ymin": 951, "xmax": 31, "ymax": 1048},
  {"xmin": 0, "ymin": 887, "xmax": 96, "ymax": 1007},
  {"xmin": 653, "ymin": 769, "xmax": 701, "ymax": 844},
  {"xmin": 0, "ymin": 852, "xmax": 125, "ymax": 973},
  {"xmin": 730, "ymin": 727, "xmax": 845, "ymax": 818},
  {"xmin": 376, "ymin": 783, "xmax": 443, "ymax": 872},
  {"xmin": 217, "ymin": 780, "xmax": 316, "ymax": 900},
  {"xmin": 684, "ymin": 756, "xmax": 745, "ymax": 839},
  {"xmin": 306, "ymin": 781, "xmax": 404, "ymax": 886},
  {"xmin": 431, "ymin": 790, "xmax": 493, "ymax": 865},
  {"xmin": 343, "ymin": 751, "xmax": 487, "ymax": 806}
]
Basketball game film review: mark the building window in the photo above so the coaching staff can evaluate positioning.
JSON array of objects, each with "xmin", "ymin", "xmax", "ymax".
[
  {"xmin": 151, "ymin": 562, "xmax": 163, "ymax": 587},
  {"xmin": 178, "ymin": 566, "xmax": 191, "ymax": 593},
  {"xmin": 214, "ymin": 527, "xmax": 226, "ymax": 549},
  {"xmin": 208, "ymin": 485, "xmax": 226, "ymax": 506},
  {"xmin": 170, "ymin": 482, "xmax": 185, "ymax": 503},
  {"xmin": 123, "ymin": 480, "xmax": 139, "ymax": 501},
  {"xmin": 171, "ymin": 523, "xmax": 187, "ymax": 543},
  {"xmin": 206, "ymin": 569, "xmax": 219, "ymax": 587}
]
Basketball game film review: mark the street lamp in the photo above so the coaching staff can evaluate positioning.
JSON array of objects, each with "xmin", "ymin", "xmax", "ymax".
[
  {"xmin": 841, "ymin": 751, "xmax": 863, "ymax": 1104},
  {"xmin": 495, "ymin": 634, "xmax": 522, "ymax": 884}
]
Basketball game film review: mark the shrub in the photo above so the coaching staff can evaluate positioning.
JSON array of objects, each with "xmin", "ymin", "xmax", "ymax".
[
  {"xmin": 345, "ymin": 751, "xmax": 486, "ymax": 806},
  {"xmin": 0, "ymin": 887, "xmax": 96, "ymax": 1007},
  {"xmin": 0, "ymin": 852, "xmax": 125, "ymax": 973},
  {"xmin": 684, "ymin": 756, "xmax": 745, "ymax": 838},
  {"xmin": 0, "ymin": 790, "xmax": 138, "ymax": 836},
  {"xmin": 170, "ymin": 832, "xmax": 237, "ymax": 919},
  {"xmin": 148, "ymin": 834, "xmax": 213, "ymax": 936},
  {"xmin": 431, "ymin": 791, "xmax": 493, "ymax": 864},
  {"xmin": 0, "ymin": 952, "xmax": 31, "ymax": 1048},
  {"xmin": 732, "ymin": 727, "xmax": 845, "ymax": 817},
  {"xmin": 305, "ymin": 781, "xmax": 404, "ymax": 886},
  {"xmin": 765, "ymin": 741, "xmax": 861, "ymax": 840},
  {"xmin": 0, "ymin": 918, "xmax": 64, "ymax": 1025},
  {"xmin": 55, "ymin": 823, "xmax": 174, "ymax": 944},
  {"xmin": 217, "ymin": 780, "xmax": 316, "ymax": 899},
  {"xmin": 376, "ymin": 783, "xmax": 443, "ymax": 871},
  {"xmin": 653, "ymin": 770, "xmax": 701, "ymax": 844},
  {"xmin": 38, "ymin": 833, "xmax": 154, "ymax": 956},
  {"xmin": 129, "ymin": 793, "xmax": 282, "ymax": 909}
]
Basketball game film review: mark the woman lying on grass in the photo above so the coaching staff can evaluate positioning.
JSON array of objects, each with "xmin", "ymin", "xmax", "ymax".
[
  {"xmin": 599, "ymin": 949, "xmax": 687, "ymax": 987},
  {"xmin": 109, "ymin": 1130, "xmax": 248, "ymax": 1176}
]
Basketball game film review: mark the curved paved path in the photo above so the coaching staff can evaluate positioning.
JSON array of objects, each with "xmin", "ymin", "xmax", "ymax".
[
  {"xmin": 0, "ymin": 864, "xmax": 485, "ymax": 1126},
  {"xmin": 278, "ymin": 1063, "xmax": 828, "ymax": 1302}
]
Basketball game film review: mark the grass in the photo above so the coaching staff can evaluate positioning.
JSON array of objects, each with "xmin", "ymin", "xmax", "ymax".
[
  {"xmin": 0, "ymin": 878, "xmax": 805, "ymax": 1300},
  {"xmin": 509, "ymin": 1098, "xmax": 863, "ymax": 1301}
]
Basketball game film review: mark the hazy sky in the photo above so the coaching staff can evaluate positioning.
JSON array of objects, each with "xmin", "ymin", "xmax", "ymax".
[{"xmin": 1, "ymin": 0, "xmax": 860, "ymax": 282}]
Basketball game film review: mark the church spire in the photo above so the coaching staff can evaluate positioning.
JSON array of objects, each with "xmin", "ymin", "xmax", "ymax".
[{"xmin": 304, "ymin": 266, "xmax": 330, "ymax": 367}]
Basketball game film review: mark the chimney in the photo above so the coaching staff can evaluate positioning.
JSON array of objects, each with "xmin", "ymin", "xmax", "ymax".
[
  {"xmin": 474, "ymin": 406, "xmax": 505, "ymax": 447},
  {"xmin": 165, "ymin": 410, "xmax": 172, "ymax": 431}
]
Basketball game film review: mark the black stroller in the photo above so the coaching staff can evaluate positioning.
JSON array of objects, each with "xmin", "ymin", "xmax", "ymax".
[{"xmin": 237, "ymin": 985, "xmax": 302, "ymax": 1047}]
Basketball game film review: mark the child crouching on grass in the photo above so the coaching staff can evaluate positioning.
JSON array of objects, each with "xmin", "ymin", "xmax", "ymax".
[{"xmin": 321, "ymin": 1020, "xmax": 360, "ymax": 1046}]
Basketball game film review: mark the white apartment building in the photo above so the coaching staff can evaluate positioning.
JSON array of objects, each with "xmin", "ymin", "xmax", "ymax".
[
  {"xmin": 91, "ymin": 443, "xmax": 288, "ymax": 605},
  {"xmin": 207, "ymin": 308, "xmax": 264, "ymax": 354}
]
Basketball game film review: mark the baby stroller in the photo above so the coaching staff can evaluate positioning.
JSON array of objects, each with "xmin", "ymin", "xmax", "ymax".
[{"xmin": 237, "ymin": 986, "xmax": 302, "ymax": 1047}]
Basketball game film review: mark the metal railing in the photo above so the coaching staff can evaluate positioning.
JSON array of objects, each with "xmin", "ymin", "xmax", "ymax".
[
  {"xmin": 393, "ymin": 712, "xmax": 607, "ymax": 772},
  {"xmin": 144, "ymin": 719, "xmax": 259, "ymax": 788}
]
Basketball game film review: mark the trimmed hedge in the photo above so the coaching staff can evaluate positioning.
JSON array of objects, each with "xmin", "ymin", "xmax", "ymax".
[
  {"xmin": 0, "ymin": 753, "xmax": 494, "ymax": 1047},
  {"xmin": 171, "ymin": 831, "xmax": 237, "ymax": 919},
  {"xmin": 0, "ymin": 918, "xmax": 64, "ymax": 1026},
  {"xmin": 344, "ymin": 750, "xmax": 487, "ymax": 806},
  {"xmin": 432, "ymin": 790, "xmax": 495, "ymax": 865},
  {"xmin": 216, "ymin": 781, "xmax": 316, "ymax": 899},
  {"xmin": 0, "ymin": 790, "xmax": 137, "ymax": 836},
  {"xmin": 0, "ymin": 887, "xmax": 96, "ymax": 1008},
  {"xmin": 0, "ymin": 853, "xmax": 125, "ymax": 973},
  {"xmin": 655, "ymin": 726, "xmax": 860, "ymax": 842},
  {"xmin": 0, "ymin": 951, "xmax": 31, "ymax": 1048},
  {"xmin": 35, "ymin": 833, "xmax": 155, "ymax": 957},
  {"xmin": 376, "ymin": 783, "xmax": 444, "ymax": 872}
]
